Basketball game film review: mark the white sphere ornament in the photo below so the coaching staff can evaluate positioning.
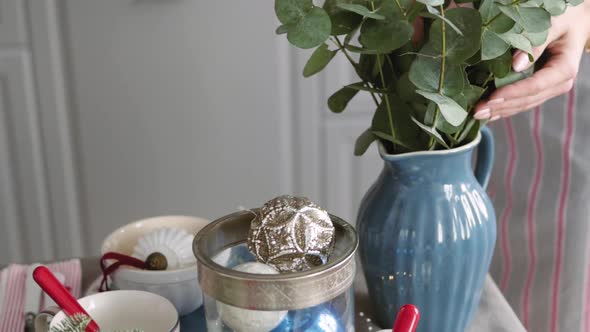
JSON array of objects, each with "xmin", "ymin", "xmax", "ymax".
[
  {"xmin": 132, "ymin": 227, "xmax": 196, "ymax": 270},
  {"xmin": 217, "ymin": 262, "xmax": 288, "ymax": 332}
]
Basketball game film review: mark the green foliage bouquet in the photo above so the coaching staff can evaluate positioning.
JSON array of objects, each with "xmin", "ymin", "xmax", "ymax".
[{"xmin": 274, "ymin": 0, "xmax": 581, "ymax": 154}]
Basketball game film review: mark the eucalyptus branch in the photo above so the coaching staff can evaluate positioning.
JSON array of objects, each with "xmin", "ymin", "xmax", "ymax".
[
  {"xmin": 377, "ymin": 54, "xmax": 397, "ymax": 146},
  {"xmin": 393, "ymin": 0, "xmax": 407, "ymax": 17},
  {"xmin": 370, "ymin": 0, "xmax": 397, "ymax": 146},
  {"xmin": 429, "ymin": 5, "xmax": 447, "ymax": 150},
  {"xmin": 273, "ymin": 0, "xmax": 579, "ymax": 154},
  {"xmin": 385, "ymin": 55, "xmax": 398, "ymax": 82},
  {"xmin": 333, "ymin": 37, "xmax": 380, "ymax": 106},
  {"xmin": 481, "ymin": 72, "xmax": 494, "ymax": 87}
]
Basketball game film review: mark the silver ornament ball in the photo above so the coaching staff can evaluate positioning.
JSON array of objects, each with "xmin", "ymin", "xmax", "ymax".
[{"xmin": 247, "ymin": 195, "xmax": 335, "ymax": 273}]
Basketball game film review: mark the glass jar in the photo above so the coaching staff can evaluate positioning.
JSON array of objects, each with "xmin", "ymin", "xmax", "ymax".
[{"xmin": 193, "ymin": 210, "xmax": 358, "ymax": 332}]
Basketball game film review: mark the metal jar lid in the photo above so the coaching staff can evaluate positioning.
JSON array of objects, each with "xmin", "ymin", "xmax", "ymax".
[{"xmin": 193, "ymin": 210, "xmax": 358, "ymax": 311}]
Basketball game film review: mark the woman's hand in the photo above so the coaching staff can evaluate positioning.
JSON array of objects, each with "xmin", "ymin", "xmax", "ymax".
[{"xmin": 473, "ymin": 1, "xmax": 590, "ymax": 121}]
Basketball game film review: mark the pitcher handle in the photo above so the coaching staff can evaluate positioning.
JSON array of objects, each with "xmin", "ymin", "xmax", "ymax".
[{"xmin": 475, "ymin": 126, "xmax": 494, "ymax": 189}]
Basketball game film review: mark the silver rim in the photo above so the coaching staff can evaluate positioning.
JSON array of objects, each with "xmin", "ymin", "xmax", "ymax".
[{"xmin": 193, "ymin": 210, "xmax": 358, "ymax": 310}]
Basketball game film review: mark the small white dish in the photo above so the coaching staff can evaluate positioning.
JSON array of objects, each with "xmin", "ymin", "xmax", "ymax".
[
  {"xmin": 133, "ymin": 228, "xmax": 196, "ymax": 269},
  {"xmin": 101, "ymin": 215, "xmax": 209, "ymax": 315},
  {"xmin": 36, "ymin": 290, "xmax": 179, "ymax": 332}
]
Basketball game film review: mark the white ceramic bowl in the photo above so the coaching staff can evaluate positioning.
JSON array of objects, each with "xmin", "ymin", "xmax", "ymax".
[
  {"xmin": 47, "ymin": 291, "xmax": 179, "ymax": 332},
  {"xmin": 101, "ymin": 216, "xmax": 209, "ymax": 316}
]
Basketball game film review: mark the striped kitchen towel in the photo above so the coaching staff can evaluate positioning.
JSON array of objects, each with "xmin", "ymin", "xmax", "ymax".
[{"xmin": 0, "ymin": 259, "xmax": 81, "ymax": 331}]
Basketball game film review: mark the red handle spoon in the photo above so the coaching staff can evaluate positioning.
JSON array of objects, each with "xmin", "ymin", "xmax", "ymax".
[
  {"xmin": 33, "ymin": 266, "xmax": 100, "ymax": 332},
  {"xmin": 392, "ymin": 304, "xmax": 420, "ymax": 332}
]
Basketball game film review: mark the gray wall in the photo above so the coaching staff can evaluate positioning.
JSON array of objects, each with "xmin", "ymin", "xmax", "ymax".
[{"xmin": 0, "ymin": 0, "xmax": 380, "ymax": 264}]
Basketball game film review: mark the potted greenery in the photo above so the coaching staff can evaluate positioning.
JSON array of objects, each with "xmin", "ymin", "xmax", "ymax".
[{"xmin": 273, "ymin": 0, "xmax": 580, "ymax": 330}]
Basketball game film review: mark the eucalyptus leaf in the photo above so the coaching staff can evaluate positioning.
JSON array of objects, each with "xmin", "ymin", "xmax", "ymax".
[
  {"xmin": 500, "ymin": 31, "xmax": 533, "ymax": 54},
  {"xmin": 481, "ymin": 28, "xmax": 510, "ymax": 60},
  {"xmin": 354, "ymin": 129, "xmax": 377, "ymax": 155},
  {"xmin": 479, "ymin": 0, "xmax": 515, "ymax": 33},
  {"xmin": 275, "ymin": 0, "xmax": 332, "ymax": 49},
  {"xmin": 494, "ymin": 66, "xmax": 534, "ymax": 88},
  {"xmin": 328, "ymin": 84, "xmax": 361, "ymax": 112},
  {"xmin": 394, "ymin": 44, "xmax": 417, "ymax": 73},
  {"xmin": 457, "ymin": 118, "xmax": 479, "ymax": 142},
  {"xmin": 524, "ymin": 29, "xmax": 549, "ymax": 46},
  {"xmin": 409, "ymin": 49, "xmax": 466, "ymax": 96},
  {"xmin": 411, "ymin": 116, "xmax": 450, "ymax": 148},
  {"xmin": 336, "ymin": 3, "xmax": 386, "ymax": 19},
  {"xmin": 372, "ymin": 96, "xmax": 420, "ymax": 150},
  {"xmin": 276, "ymin": 25, "xmax": 290, "ymax": 34},
  {"xmin": 359, "ymin": 17, "xmax": 413, "ymax": 52},
  {"xmin": 421, "ymin": 6, "xmax": 464, "ymax": 35},
  {"xmin": 417, "ymin": 0, "xmax": 445, "ymax": 6},
  {"xmin": 498, "ymin": 5, "xmax": 550, "ymax": 33},
  {"xmin": 416, "ymin": 90, "xmax": 468, "ymax": 126},
  {"xmin": 485, "ymin": 49, "xmax": 512, "ymax": 78},
  {"xmin": 398, "ymin": 72, "xmax": 420, "ymax": 102},
  {"xmin": 303, "ymin": 44, "xmax": 337, "ymax": 77},
  {"xmin": 437, "ymin": 117, "xmax": 462, "ymax": 134},
  {"xmin": 520, "ymin": 0, "xmax": 545, "ymax": 7},
  {"xmin": 569, "ymin": 0, "xmax": 584, "ymax": 5},
  {"xmin": 480, "ymin": 0, "xmax": 500, "ymax": 23},
  {"xmin": 544, "ymin": 0, "xmax": 567, "ymax": 15},
  {"xmin": 489, "ymin": 14, "xmax": 516, "ymax": 33},
  {"xmin": 275, "ymin": 0, "xmax": 314, "ymax": 24},
  {"xmin": 287, "ymin": 7, "xmax": 332, "ymax": 49},
  {"xmin": 323, "ymin": 0, "xmax": 364, "ymax": 35},
  {"xmin": 344, "ymin": 20, "xmax": 362, "ymax": 44},
  {"xmin": 429, "ymin": 8, "xmax": 482, "ymax": 64},
  {"xmin": 453, "ymin": 84, "xmax": 486, "ymax": 109},
  {"xmin": 358, "ymin": 54, "xmax": 377, "ymax": 80},
  {"xmin": 372, "ymin": 0, "xmax": 408, "ymax": 18}
]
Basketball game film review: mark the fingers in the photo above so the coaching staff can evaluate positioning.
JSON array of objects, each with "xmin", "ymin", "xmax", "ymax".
[
  {"xmin": 473, "ymin": 35, "xmax": 582, "ymax": 120},
  {"xmin": 487, "ymin": 79, "xmax": 574, "ymax": 120},
  {"xmin": 497, "ymin": 52, "xmax": 576, "ymax": 99}
]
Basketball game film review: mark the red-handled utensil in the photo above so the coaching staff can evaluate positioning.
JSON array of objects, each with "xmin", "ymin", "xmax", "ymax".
[
  {"xmin": 392, "ymin": 304, "xmax": 420, "ymax": 332},
  {"xmin": 33, "ymin": 266, "xmax": 100, "ymax": 332}
]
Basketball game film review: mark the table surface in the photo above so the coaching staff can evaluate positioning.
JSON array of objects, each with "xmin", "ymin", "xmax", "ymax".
[{"xmin": 77, "ymin": 258, "xmax": 525, "ymax": 331}]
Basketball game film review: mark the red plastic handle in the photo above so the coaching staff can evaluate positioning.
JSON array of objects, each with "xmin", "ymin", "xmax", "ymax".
[
  {"xmin": 33, "ymin": 266, "xmax": 100, "ymax": 332},
  {"xmin": 392, "ymin": 304, "xmax": 420, "ymax": 332}
]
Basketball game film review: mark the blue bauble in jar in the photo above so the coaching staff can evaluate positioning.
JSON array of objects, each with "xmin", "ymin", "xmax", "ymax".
[{"xmin": 194, "ymin": 210, "xmax": 358, "ymax": 332}]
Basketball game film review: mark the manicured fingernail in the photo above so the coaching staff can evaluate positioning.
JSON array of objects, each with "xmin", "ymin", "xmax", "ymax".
[
  {"xmin": 490, "ymin": 115, "xmax": 501, "ymax": 122},
  {"xmin": 488, "ymin": 98, "xmax": 505, "ymax": 105},
  {"xmin": 513, "ymin": 52, "xmax": 530, "ymax": 72},
  {"xmin": 474, "ymin": 108, "xmax": 491, "ymax": 120}
]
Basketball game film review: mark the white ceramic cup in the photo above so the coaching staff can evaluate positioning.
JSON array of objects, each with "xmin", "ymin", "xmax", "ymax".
[
  {"xmin": 101, "ymin": 215, "xmax": 209, "ymax": 315},
  {"xmin": 35, "ymin": 290, "xmax": 179, "ymax": 332}
]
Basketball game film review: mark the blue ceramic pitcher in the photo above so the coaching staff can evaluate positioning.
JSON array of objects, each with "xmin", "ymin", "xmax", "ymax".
[{"xmin": 357, "ymin": 127, "xmax": 496, "ymax": 332}]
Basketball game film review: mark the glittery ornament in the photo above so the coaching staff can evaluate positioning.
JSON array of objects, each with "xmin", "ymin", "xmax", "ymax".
[
  {"xmin": 217, "ymin": 262, "xmax": 288, "ymax": 332},
  {"xmin": 247, "ymin": 195, "xmax": 335, "ymax": 273}
]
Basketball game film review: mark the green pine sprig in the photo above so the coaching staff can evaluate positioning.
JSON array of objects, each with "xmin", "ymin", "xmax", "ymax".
[{"xmin": 48, "ymin": 313, "xmax": 144, "ymax": 332}]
